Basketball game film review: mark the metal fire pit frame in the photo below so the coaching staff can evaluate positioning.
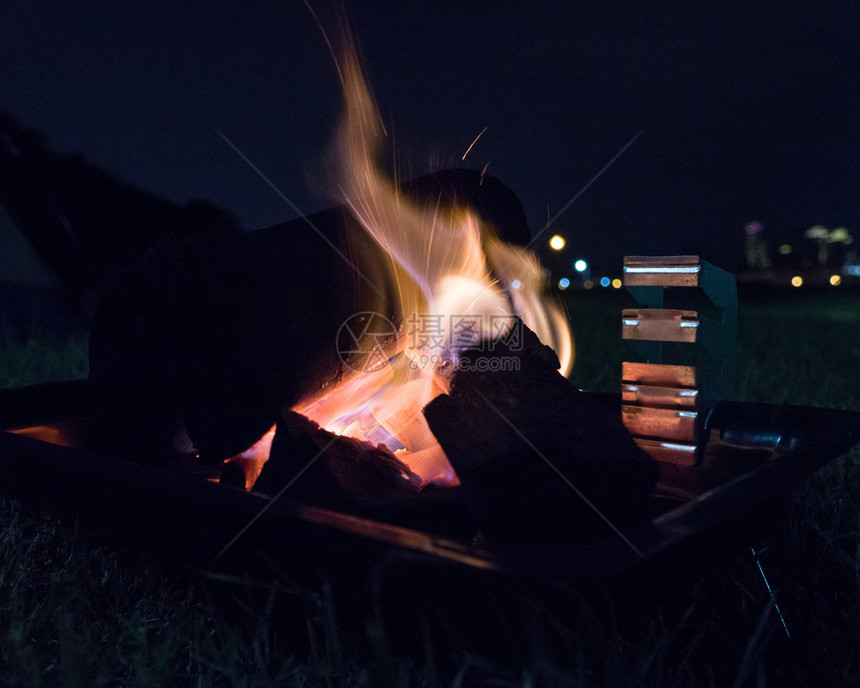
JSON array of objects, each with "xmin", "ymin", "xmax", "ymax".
[
  {"xmin": 1, "ymin": 380, "xmax": 858, "ymax": 579},
  {"xmin": 621, "ymin": 255, "xmax": 738, "ymax": 467}
]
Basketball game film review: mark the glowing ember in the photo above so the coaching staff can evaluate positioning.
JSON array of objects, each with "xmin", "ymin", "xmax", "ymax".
[
  {"xmin": 292, "ymin": 38, "xmax": 573, "ymax": 487},
  {"xmin": 224, "ymin": 424, "xmax": 276, "ymax": 489}
]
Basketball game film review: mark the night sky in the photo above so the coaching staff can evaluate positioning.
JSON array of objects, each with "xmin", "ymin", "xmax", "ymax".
[{"xmin": 2, "ymin": 1, "xmax": 858, "ymax": 273}]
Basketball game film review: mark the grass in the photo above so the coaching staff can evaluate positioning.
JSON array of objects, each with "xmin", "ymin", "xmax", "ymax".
[
  {"xmin": 0, "ymin": 494, "xmax": 373, "ymax": 686},
  {"xmin": 0, "ymin": 332, "xmax": 88, "ymax": 389},
  {"xmin": 0, "ymin": 289, "xmax": 859, "ymax": 686}
]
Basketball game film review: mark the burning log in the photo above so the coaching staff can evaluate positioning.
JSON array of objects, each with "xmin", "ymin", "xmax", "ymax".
[
  {"xmin": 249, "ymin": 408, "xmax": 486, "ymax": 539},
  {"xmin": 253, "ymin": 409, "xmax": 421, "ymax": 510},
  {"xmin": 245, "ymin": 319, "xmax": 656, "ymax": 544},
  {"xmin": 423, "ymin": 319, "xmax": 658, "ymax": 543},
  {"xmin": 89, "ymin": 169, "xmax": 533, "ymax": 463}
]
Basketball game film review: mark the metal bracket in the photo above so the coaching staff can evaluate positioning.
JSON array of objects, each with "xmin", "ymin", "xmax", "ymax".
[{"xmin": 621, "ymin": 256, "xmax": 737, "ymax": 465}]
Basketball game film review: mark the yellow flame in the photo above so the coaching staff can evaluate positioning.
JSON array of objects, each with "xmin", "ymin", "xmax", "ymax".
[{"xmin": 293, "ymin": 40, "xmax": 572, "ymax": 485}]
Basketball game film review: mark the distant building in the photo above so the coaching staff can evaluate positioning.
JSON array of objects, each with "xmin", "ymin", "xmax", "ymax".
[{"xmin": 744, "ymin": 221, "xmax": 771, "ymax": 270}]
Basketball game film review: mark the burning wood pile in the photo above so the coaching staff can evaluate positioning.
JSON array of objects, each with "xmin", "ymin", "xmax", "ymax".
[{"xmin": 88, "ymin": 39, "xmax": 657, "ymax": 546}]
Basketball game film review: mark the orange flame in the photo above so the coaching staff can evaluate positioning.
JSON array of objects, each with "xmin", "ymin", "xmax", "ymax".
[{"xmin": 292, "ymin": 40, "xmax": 572, "ymax": 487}]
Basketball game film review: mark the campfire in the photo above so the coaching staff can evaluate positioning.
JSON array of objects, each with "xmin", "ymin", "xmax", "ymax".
[
  {"xmin": 86, "ymin": 33, "xmax": 657, "ymax": 545},
  {"xmin": 290, "ymin": 41, "xmax": 573, "ymax": 489}
]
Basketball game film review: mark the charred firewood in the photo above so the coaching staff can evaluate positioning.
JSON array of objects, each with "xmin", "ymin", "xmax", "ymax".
[
  {"xmin": 89, "ymin": 169, "xmax": 529, "ymax": 463},
  {"xmin": 248, "ymin": 409, "xmax": 482, "ymax": 538},
  {"xmin": 252, "ymin": 410, "xmax": 421, "ymax": 510},
  {"xmin": 252, "ymin": 319, "xmax": 657, "ymax": 543},
  {"xmin": 423, "ymin": 319, "xmax": 658, "ymax": 544}
]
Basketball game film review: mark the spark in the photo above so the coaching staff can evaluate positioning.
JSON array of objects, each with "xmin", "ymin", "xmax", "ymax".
[{"xmin": 462, "ymin": 126, "xmax": 488, "ymax": 161}]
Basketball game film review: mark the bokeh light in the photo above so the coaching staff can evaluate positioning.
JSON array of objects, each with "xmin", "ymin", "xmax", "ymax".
[
  {"xmin": 549, "ymin": 235, "xmax": 566, "ymax": 251},
  {"xmin": 830, "ymin": 274, "xmax": 842, "ymax": 286},
  {"xmin": 558, "ymin": 277, "xmax": 570, "ymax": 290},
  {"xmin": 791, "ymin": 275, "xmax": 803, "ymax": 288},
  {"xmin": 599, "ymin": 276, "xmax": 611, "ymax": 288},
  {"xmin": 574, "ymin": 259, "xmax": 588, "ymax": 272}
]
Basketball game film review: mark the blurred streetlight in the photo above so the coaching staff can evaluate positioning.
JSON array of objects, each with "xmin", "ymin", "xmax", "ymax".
[
  {"xmin": 574, "ymin": 258, "xmax": 590, "ymax": 288},
  {"xmin": 549, "ymin": 235, "xmax": 566, "ymax": 251}
]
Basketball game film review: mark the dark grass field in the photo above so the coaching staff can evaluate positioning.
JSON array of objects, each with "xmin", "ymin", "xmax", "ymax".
[{"xmin": 1, "ymin": 289, "xmax": 859, "ymax": 686}]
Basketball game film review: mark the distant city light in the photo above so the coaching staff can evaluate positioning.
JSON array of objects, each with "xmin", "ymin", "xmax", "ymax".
[
  {"xmin": 511, "ymin": 279, "xmax": 522, "ymax": 289},
  {"xmin": 611, "ymin": 278, "xmax": 623, "ymax": 289},
  {"xmin": 804, "ymin": 225, "xmax": 829, "ymax": 240},
  {"xmin": 830, "ymin": 274, "xmax": 842, "ymax": 286},
  {"xmin": 549, "ymin": 235, "xmax": 566, "ymax": 251},
  {"xmin": 558, "ymin": 277, "xmax": 570, "ymax": 290},
  {"xmin": 791, "ymin": 275, "xmax": 803, "ymax": 288},
  {"xmin": 778, "ymin": 244, "xmax": 792, "ymax": 255},
  {"xmin": 744, "ymin": 221, "xmax": 763, "ymax": 236},
  {"xmin": 830, "ymin": 227, "xmax": 853, "ymax": 245},
  {"xmin": 574, "ymin": 259, "xmax": 588, "ymax": 272},
  {"xmin": 583, "ymin": 279, "xmax": 594, "ymax": 290},
  {"xmin": 600, "ymin": 276, "xmax": 611, "ymax": 288},
  {"xmin": 845, "ymin": 265, "xmax": 860, "ymax": 276}
]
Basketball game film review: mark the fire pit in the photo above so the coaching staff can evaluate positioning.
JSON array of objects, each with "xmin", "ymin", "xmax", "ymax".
[{"xmin": 1, "ymin": 378, "xmax": 857, "ymax": 579}]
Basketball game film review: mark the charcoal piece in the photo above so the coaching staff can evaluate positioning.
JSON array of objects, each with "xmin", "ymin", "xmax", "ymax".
[
  {"xmin": 423, "ymin": 319, "xmax": 658, "ymax": 544},
  {"xmin": 89, "ymin": 169, "xmax": 533, "ymax": 463},
  {"xmin": 252, "ymin": 410, "xmax": 421, "ymax": 510}
]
